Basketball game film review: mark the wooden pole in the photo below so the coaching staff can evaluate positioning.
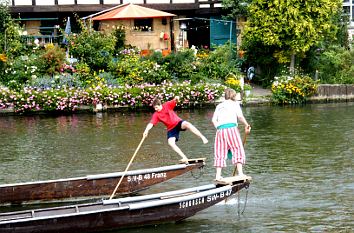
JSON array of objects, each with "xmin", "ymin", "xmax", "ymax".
[{"xmin": 109, "ymin": 136, "xmax": 146, "ymax": 200}]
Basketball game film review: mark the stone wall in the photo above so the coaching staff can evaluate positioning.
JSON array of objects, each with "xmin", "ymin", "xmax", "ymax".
[{"xmin": 309, "ymin": 84, "xmax": 354, "ymax": 102}]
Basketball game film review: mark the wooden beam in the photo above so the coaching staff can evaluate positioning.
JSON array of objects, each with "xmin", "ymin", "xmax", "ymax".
[{"xmin": 9, "ymin": 2, "xmax": 221, "ymax": 13}]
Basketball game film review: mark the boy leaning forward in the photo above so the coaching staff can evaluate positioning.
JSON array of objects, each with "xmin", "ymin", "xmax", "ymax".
[{"xmin": 143, "ymin": 96, "xmax": 208, "ymax": 163}]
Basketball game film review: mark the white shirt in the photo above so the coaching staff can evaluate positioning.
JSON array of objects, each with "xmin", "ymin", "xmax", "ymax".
[{"xmin": 212, "ymin": 100, "xmax": 244, "ymax": 128}]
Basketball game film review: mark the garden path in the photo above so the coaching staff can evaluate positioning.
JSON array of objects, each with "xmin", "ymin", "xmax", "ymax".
[{"xmin": 245, "ymin": 83, "xmax": 272, "ymax": 106}]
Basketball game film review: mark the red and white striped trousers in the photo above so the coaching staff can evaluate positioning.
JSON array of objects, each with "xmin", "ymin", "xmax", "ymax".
[{"xmin": 214, "ymin": 127, "xmax": 245, "ymax": 168}]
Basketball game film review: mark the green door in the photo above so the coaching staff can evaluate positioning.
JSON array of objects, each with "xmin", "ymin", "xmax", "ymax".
[{"xmin": 210, "ymin": 17, "xmax": 237, "ymax": 46}]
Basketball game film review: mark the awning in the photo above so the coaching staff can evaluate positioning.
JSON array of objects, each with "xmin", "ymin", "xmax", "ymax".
[{"xmin": 92, "ymin": 3, "xmax": 176, "ymax": 21}]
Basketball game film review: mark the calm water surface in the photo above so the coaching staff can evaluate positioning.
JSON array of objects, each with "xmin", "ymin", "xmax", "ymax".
[{"xmin": 0, "ymin": 103, "xmax": 353, "ymax": 233}]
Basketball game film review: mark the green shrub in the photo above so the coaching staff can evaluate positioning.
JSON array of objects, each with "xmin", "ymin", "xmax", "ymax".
[
  {"xmin": 40, "ymin": 44, "xmax": 66, "ymax": 75},
  {"xmin": 163, "ymin": 49, "xmax": 197, "ymax": 82},
  {"xmin": 112, "ymin": 27, "xmax": 126, "ymax": 55},
  {"xmin": 74, "ymin": 62, "xmax": 91, "ymax": 83},
  {"xmin": 108, "ymin": 53, "xmax": 171, "ymax": 85},
  {"xmin": 316, "ymin": 46, "xmax": 354, "ymax": 84},
  {"xmin": 1, "ymin": 54, "xmax": 40, "ymax": 85},
  {"xmin": 68, "ymin": 19, "xmax": 116, "ymax": 72},
  {"xmin": 0, "ymin": 5, "xmax": 25, "ymax": 57},
  {"xmin": 197, "ymin": 43, "xmax": 240, "ymax": 81}
]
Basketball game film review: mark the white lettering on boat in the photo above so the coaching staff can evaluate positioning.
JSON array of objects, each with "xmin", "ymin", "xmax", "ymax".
[
  {"xmin": 127, "ymin": 172, "xmax": 167, "ymax": 183},
  {"xmin": 151, "ymin": 172, "xmax": 167, "ymax": 179},
  {"xmin": 179, "ymin": 197, "xmax": 205, "ymax": 208},
  {"xmin": 179, "ymin": 189, "xmax": 232, "ymax": 209}
]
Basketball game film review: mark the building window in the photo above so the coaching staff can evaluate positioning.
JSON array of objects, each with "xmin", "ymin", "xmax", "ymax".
[
  {"xmin": 134, "ymin": 18, "xmax": 153, "ymax": 31},
  {"xmin": 343, "ymin": 6, "xmax": 350, "ymax": 14}
]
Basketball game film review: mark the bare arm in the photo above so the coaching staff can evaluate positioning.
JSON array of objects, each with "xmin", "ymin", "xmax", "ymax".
[
  {"xmin": 238, "ymin": 115, "xmax": 251, "ymax": 134},
  {"xmin": 212, "ymin": 112, "xmax": 218, "ymax": 129},
  {"xmin": 143, "ymin": 123, "xmax": 154, "ymax": 138}
]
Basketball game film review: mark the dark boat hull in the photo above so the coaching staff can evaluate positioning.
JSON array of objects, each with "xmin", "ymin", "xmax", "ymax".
[
  {"xmin": 0, "ymin": 177, "xmax": 251, "ymax": 233},
  {"xmin": 0, "ymin": 159, "xmax": 204, "ymax": 205}
]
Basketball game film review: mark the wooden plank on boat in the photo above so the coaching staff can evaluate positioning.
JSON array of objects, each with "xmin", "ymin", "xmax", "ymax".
[
  {"xmin": 186, "ymin": 158, "xmax": 206, "ymax": 164},
  {"xmin": 213, "ymin": 175, "xmax": 252, "ymax": 185},
  {"xmin": 179, "ymin": 157, "xmax": 206, "ymax": 164}
]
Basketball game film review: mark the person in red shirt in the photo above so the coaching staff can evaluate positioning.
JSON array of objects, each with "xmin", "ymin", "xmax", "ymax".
[{"xmin": 143, "ymin": 96, "xmax": 208, "ymax": 163}]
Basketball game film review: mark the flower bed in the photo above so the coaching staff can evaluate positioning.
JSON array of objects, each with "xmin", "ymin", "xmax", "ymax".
[
  {"xmin": 0, "ymin": 81, "xmax": 226, "ymax": 114},
  {"xmin": 271, "ymin": 75, "xmax": 318, "ymax": 104}
]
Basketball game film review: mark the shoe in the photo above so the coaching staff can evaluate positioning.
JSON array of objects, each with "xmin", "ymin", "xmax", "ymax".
[
  {"xmin": 214, "ymin": 176, "xmax": 224, "ymax": 181},
  {"xmin": 236, "ymin": 174, "xmax": 248, "ymax": 179}
]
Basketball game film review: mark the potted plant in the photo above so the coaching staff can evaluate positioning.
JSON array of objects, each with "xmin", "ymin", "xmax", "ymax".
[
  {"xmin": 243, "ymin": 84, "xmax": 252, "ymax": 97},
  {"xmin": 140, "ymin": 43, "xmax": 153, "ymax": 56},
  {"xmin": 162, "ymin": 49, "xmax": 171, "ymax": 57}
]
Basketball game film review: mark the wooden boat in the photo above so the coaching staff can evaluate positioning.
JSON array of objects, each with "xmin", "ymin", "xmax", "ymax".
[
  {"xmin": 0, "ymin": 158, "xmax": 205, "ymax": 205},
  {"xmin": 0, "ymin": 176, "xmax": 251, "ymax": 233}
]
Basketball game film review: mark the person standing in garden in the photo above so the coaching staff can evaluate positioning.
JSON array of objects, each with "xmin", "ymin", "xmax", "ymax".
[
  {"xmin": 212, "ymin": 88, "xmax": 251, "ymax": 180},
  {"xmin": 143, "ymin": 96, "xmax": 208, "ymax": 163}
]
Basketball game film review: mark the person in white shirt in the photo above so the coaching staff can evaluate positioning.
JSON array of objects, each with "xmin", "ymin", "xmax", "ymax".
[{"xmin": 212, "ymin": 88, "xmax": 251, "ymax": 180}]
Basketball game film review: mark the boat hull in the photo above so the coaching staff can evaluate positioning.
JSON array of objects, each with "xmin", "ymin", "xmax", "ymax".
[
  {"xmin": 0, "ymin": 160, "xmax": 204, "ymax": 205},
  {"xmin": 0, "ymin": 179, "xmax": 250, "ymax": 233}
]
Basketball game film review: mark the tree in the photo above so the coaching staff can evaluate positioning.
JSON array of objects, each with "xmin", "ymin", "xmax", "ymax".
[
  {"xmin": 0, "ymin": 3, "xmax": 15, "ymax": 54},
  {"xmin": 222, "ymin": 0, "xmax": 251, "ymax": 19},
  {"xmin": 243, "ymin": 0, "xmax": 342, "ymax": 74}
]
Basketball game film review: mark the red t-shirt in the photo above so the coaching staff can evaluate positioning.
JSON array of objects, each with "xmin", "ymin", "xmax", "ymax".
[{"xmin": 150, "ymin": 99, "xmax": 181, "ymax": 131}]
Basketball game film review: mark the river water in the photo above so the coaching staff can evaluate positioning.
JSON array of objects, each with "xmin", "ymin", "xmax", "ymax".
[{"xmin": 0, "ymin": 103, "xmax": 353, "ymax": 233}]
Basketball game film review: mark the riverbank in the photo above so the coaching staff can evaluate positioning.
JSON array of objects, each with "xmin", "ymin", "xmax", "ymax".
[
  {"xmin": 1, "ymin": 84, "xmax": 353, "ymax": 116},
  {"xmin": 245, "ymin": 84, "xmax": 354, "ymax": 106}
]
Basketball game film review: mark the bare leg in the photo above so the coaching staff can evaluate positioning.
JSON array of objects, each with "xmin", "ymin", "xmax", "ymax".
[
  {"xmin": 236, "ymin": 163, "xmax": 246, "ymax": 177},
  {"xmin": 181, "ymin": 121, "xmax": 208, "ymax": 144},
  {"xmin": 168, "ymin": 137, "xmax": 188, "ymax": 162},
  {"xmin": 215, "ymin": 167, "xmax": 223, "ymax": 180}
]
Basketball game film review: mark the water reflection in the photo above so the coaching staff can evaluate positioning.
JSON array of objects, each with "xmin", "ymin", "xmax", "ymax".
[{"xmin": 0, "ymin": 102, "xmax": 353, "ymax": 232}]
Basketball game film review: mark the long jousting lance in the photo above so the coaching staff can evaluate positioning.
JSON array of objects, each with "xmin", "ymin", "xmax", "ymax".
[{"xmin": 109, "ymin": 136, "xmax": 146, "ymax": 200}]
